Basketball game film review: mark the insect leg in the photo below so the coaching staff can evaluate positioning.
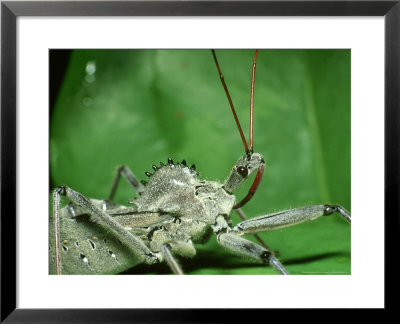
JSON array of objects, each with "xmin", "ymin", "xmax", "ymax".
[
  {"xmin": 108, "ymin": 165, "xmax": 145, "ymax": 201},
  {"xmin": 54, "ymin": 185, "xmax": 158, "ymax": 271},
  {"xmin": 233, "ymin": 205, "xmax": 351, "ymax": 235},
  {"xmin": 235, "ymin": 208, "xmax": 276, "ymax": 253},
  {"xmin": 52, "ymin": 187, "xmax": 63, "ymax": 275},
  {"xmin": 161, "ymin": 241, "xmax": 196, "ymax": 275},
  {"xmin": 161, "ymin": 244, "xmax": 184, "ymax": 275},
  {"xmin": 217, "ymin": 233, "xmax": 288, "ymax": 275}
]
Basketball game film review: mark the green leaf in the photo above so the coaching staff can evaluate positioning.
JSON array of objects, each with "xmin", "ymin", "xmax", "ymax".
[{"xmin": 50, "ymin": 49, "xmax": 351, "ymax": 275}]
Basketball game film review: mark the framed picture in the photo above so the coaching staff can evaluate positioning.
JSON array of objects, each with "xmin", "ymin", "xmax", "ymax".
[{"xmin": 1, "ymin": 0, "xmax": 397, "ymax": 320}]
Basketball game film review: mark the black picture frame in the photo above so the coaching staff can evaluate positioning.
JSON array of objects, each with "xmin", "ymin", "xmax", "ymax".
[{"xmin": 1, "ymin": 0, "xmax": 398, "ymax": 321}]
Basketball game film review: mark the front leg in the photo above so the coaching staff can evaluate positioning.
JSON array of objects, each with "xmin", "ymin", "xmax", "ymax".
[
  {"xmin": 234, "ymin": 208, "xmax": 279, "ymax": 256},
  {"xmin": 217, "ymin": 233, "xmax": 288, "ymax": 275},
  {"xmin": 233, "ymin": 205, "xmax": 351, "ymax": 235}
]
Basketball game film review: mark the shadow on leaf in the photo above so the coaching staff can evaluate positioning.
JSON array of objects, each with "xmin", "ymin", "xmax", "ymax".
[{"xmin": 120, "ymin": 249, "xmax": 350, "ymax": 275}]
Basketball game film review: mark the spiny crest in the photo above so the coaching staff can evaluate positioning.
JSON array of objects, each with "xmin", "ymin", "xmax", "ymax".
[{"xmin": 140, "ymin": 157, "xmax": 198, "ymax": 186}]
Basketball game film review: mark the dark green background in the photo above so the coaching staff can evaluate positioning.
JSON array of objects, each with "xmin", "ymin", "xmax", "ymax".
[{"xmin": 50, "ymin": 49, "xmax": 351, "ymax": 275}]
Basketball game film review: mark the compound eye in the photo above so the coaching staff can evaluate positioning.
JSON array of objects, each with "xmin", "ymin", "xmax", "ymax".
[{"xmin": 236, "ymin": 166, "xmax": 248, "ymax": 177}]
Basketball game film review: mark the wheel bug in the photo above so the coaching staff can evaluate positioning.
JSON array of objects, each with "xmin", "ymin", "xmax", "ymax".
[{"xmin": 50, "ymin": 49, "xmax": 351, "ymax": 275}]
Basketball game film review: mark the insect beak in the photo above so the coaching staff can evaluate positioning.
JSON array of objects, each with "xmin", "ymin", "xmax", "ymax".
[{"xmin": 233, "ymin": 163, "xmax": 265, "ymax": 209}]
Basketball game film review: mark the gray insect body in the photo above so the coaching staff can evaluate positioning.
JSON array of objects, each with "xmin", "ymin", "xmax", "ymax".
[
  {"xmin": 126, "ymin": 160, "xmax": 235, "ymax": 250},
  {"xmin": 135, "ymin": 161, "xmax": 234, "ymax": 225}
]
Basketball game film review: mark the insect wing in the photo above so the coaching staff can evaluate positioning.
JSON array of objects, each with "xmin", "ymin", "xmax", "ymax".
[{"xmin": 49, "ymin": 201, "xmax": 145, "ymax": 275}]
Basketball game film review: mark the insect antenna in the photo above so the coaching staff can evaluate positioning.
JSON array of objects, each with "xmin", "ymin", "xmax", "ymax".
[
  {"xmin": 249, "ymin": 50, "xmax": 258, "ymax": 152},
  {"xmin": 214, "ymin": 49, "xmax": 264, "ymax": 209},
  {"xmin": 211, "ymin": 50, "xmax": 250, "ymax": 155},
  {"xmin": 235, "ymin": 50, "xmax": 264, "ymax": 209}
]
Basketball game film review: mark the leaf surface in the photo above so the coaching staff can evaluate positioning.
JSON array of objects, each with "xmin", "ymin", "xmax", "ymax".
[{"xmin": 50, "ymin": 49, "xmax": 351, "ymax": 275}]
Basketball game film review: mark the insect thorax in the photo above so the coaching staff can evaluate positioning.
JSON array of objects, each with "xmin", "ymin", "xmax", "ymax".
[{"xmin": 132, "ymin": 161, "xmax": 235, "ymax": 238}]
